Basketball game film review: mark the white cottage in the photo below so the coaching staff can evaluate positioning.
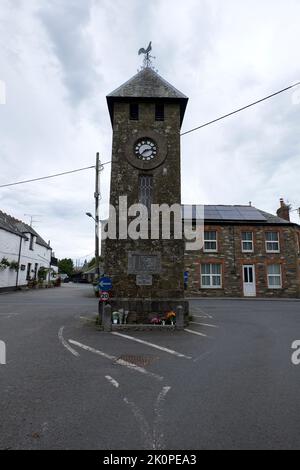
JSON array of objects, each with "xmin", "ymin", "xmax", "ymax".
[{"xmin": 0, "ymin": 210, "xmax": 54, "ymax": 291}]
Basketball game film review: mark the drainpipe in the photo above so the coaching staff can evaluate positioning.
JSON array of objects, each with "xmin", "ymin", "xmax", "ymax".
[{"xmin": 16, "ymin": 235, "xmax": 23, "ymax": 289}]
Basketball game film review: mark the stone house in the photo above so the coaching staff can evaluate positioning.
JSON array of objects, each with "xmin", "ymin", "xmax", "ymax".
[
  {"xmin": 0, "ymin": 210, "xmax": 54, "ymax": 291},
  {"xmin": 184, "ymin": 199, "xmax": 300, "ymax": 298}
]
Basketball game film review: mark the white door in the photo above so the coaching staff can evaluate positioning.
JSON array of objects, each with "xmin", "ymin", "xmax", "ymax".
[{"xmin": 243, "ymin": 265, "xmax": 256, "ymax": 297}]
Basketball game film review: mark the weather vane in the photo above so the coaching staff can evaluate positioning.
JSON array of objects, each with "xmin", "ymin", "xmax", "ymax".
[{"xmin": 138, "ymin": 41, "xmax": 157, "ymax": 70}]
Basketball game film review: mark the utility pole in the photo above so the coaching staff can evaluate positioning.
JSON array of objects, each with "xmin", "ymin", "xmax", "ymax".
[{"xmin": 95, "ymin": 153, "xmax": 100, "ymax": 280}]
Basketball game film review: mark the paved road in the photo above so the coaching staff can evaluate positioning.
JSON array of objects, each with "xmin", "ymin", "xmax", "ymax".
[{"xmin": 0, "ymin": 284, "xmax": 300, "ymax": 450}]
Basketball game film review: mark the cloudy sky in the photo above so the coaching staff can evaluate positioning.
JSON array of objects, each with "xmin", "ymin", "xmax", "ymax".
[{"xmin": 1, "ymin": 0, "xmax": 300, "ymax": 262}]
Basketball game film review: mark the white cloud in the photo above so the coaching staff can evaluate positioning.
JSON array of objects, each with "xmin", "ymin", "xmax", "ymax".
[{"xmin": 0, "ymin": 0, "xmax": 300, "ymax": 261}]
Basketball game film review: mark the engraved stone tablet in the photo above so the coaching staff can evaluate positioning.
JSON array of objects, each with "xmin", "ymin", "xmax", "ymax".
[
  {"xmin": 136, "ymin": 274, "xmax": 153, "ymax": 286},
  {"xmin": 128, "ymin": 252, "xmax": 161, "ymax": 274}
]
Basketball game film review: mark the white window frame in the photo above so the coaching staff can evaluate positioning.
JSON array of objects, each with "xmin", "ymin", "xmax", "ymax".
[
  {"xmin": 241, "ymin": 232, "xmax": 254, "ymax": 253},
  {"xmin": 267, "ymin": 264, "xmax": 282, "ymax": 289},
  {"xmin": 203, "ymin": 231, "xmax": 218, "ymax": 252},
  {"xmin": 265, "ymin": 232, "xmax": 280, "ymax": 253},
  {"xmin": 201, "ymin": 263, "xmax": 222, "ymax": 289}
]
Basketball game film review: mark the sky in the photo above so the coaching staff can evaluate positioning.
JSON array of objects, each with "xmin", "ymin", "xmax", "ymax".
[{"xmin": 0, "ymin": 0, "xmax": 300, "ymax": 262}]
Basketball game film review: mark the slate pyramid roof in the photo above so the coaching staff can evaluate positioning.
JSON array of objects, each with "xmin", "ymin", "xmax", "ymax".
[
  {"xmin": 107, "ymin": 67, "xmax": 188, "ymax": 99},
  {"xmin": 107, "ymin": 67, "xmax": 188, "ymax": 125}
]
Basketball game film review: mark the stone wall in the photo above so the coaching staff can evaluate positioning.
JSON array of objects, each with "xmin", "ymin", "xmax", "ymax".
[
  {"xmin": 185, "ymin": 224, "xmax": 300, "ymax": 298},
  {"xmin": 104, "ymin": 100, "xmax": 185, "ymax": 303}
]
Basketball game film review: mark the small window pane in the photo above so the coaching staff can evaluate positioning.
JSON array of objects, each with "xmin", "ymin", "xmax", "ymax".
[
  {"xmin": 130, "ymin": 103, "xmax": 139, "ymax": 120},
  {"xmin": 266, "ymin": 232, "xmax": 279, "ymax": 242},
  {"xmin": 212, "ymin": 264, "xmax": 221, "ymax": 275},
  {"xmin": 202, "ymin": 276, "xmax": 210, "ymax": 286},
  {"xmin": 139, "ymin": 175, "xmax": 153, "ymax": 213},
  {"xmin": 212, "ymin": 276, "xmax": 221, "ymax": 286},
  {"xmin": 155, "ymin": 103, "xmax": 164, "ymax": 121},
  {"xmin": 242, "ymin": 232, "xmax": 253, "ymax": 241},
  {"xmin": 201, "ymin": 264, "xmax": 211, "ymax": 275},
  {"xmin": 268, "ymin": 264, "xmax": 281, "ymax": 275}
]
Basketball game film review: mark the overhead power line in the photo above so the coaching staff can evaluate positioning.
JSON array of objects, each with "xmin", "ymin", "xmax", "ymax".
[
  {"xmin": 0, "ymin": 161, "xmax": 111, "ymax": 189},
  {"xmin": 1, "ymin": 80, "xmax": 300, "ymax": 188},
  {"xmin": 180, "ymin": 80, "xmax": 300, "ymax": 136}
]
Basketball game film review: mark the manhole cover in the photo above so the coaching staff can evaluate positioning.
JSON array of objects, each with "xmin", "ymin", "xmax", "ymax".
[{"xmin": 117, "ymin": 355, "xmax": 159, "ymax": 367}]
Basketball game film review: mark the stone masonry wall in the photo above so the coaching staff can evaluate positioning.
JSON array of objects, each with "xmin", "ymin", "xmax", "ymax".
[{"xmin": 185, "ymin": 224, "xmax": 300, "ymax": 298}]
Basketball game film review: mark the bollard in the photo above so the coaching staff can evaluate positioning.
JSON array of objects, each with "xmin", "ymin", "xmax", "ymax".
[
  {"xmin": 103, "ymin": 304, "xmax": 112, "ymax": 332},
  {"xmin": 176, "ymin": 305, "xmax": 184, "ymax": 330},
  {"xmin": 98, "ymin": 301, "xmax": 103, "ymax": 325}
]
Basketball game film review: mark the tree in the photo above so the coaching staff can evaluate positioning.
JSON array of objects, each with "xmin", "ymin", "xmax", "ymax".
[{"xmin": 58, "ymin": 258, "xmax": 74, "ymax": 277}]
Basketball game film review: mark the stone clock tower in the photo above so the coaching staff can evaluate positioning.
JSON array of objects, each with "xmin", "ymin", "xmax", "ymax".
[{"xmin": 104, "ymin": 58, "xmax": 189, "ymax": 321}]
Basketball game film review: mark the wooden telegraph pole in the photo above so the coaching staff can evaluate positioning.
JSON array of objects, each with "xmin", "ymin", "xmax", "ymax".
[{"xmin": 95, "ymin": 153, "xmax": 100, "ymax": 280}]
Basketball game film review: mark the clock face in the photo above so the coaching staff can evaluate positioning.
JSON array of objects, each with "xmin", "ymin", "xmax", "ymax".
[{"xmin": 134, "ymin": 138, "xmax": 157, "ymax": 161}]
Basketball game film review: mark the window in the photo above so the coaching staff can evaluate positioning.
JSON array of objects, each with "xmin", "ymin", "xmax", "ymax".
[
  {"xmin": 155, "ymin": 103, "xmax": 164, "ymax": 121},
  {"xmin": 242, "ymin": 232, "xmax": 253, "ymax": 252},
  {"xmin": 267, "ymin": 264, "xmax": 282, "ymax": 288},
  {"xmin": 265, "ymin": 232, "xmax": 280, "ymax": 252},
  {"xmin": 34, "ymin": 263, "xmax": 38, "ymax": 280},
  {"xmin": 204, "ymin": 231, "xmax": 217, "ymax": 252},
  {"xmin": 139, "ymin": 175, "xmax": 153, "ymax": 214},
  {"xmin": 26, "ymin": 263, "xmax": 32, "ymax": 281},
  {"xmin": 201, "ymin": 264, "xmax": 222, "ymax": 288},
  {"xmin": 129, "ymin": 103, "xmax": 139, "ymax": 120},
  {"xmin": 29, "ymin": 234, "xmax": 34, "ymax": 251}
]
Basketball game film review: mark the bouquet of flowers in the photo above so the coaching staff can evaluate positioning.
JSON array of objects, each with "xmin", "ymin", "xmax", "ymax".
[
  {"xmin": 165, "ymin": 311, "xmax": 176, "ymax": 324},
  {"xmin": 150, "ymin": 316, "xmax": 161, "ymax": 325}
]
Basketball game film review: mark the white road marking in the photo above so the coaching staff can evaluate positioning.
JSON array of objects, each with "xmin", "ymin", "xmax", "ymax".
[
  {"xmin": 105, "ymin": 375, "xmax": 119, "ymax": 389},
  {"xmin": 153, "ymin": 386, "xmax": 171, "ymax": 450},
  {"xmin": 190, "ymin": 321, "xmax": 218, "ymax": 328},
  {"xmin": 58, "ymin": 327, "xmax": 80, "ymax": 357},
  {"xmin": 111, "ymin": 332, "xmax": 192, "ymax": 360},
  {"xmin": 193, "ymin": 350, "xmax": 213, "ymax": 363},
  {"xmin": 193, "ymin": 314, "xmax": 213, "ymax": 319},
  {"xmin": 69, "ymin": 339, "xmax": 163, "ymax": 381},
  {"xmin": 124, "ymin": 397, "xmax": 153, "ymax": 449},
  {"xmin": 69, "ymin": 339, "xmax": 114, "ymax": 360},
  {"xmin": 184, "ymin": 328, "xmax": 210, "ymax": 338}
]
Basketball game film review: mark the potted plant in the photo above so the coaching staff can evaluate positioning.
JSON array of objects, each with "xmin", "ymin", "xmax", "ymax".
[
  {"xmin": 9, "ymin": 261, "xmax": 19, "ymax": 271},
  {"xmin": 0, "ymin": 257, "xmax": 10, "ymax": 270}
]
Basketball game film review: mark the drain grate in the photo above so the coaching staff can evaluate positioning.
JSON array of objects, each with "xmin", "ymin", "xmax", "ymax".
[{"xmin": 117, "ymin": 355, "xmax": 159, "ymax": 367}]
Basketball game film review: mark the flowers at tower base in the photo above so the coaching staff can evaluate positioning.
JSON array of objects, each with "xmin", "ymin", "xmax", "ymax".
[{"xmin": 165, "ymin": 311, "xmax": 176, "ymax": 325}]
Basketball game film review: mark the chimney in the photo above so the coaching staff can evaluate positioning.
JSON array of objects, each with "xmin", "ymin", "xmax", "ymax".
[{"xmin": 276, "ymin": 198, "xmax": 290, "ymax": 221}]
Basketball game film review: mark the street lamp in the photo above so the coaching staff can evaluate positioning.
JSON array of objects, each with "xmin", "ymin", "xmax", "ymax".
[
  {"xmin": 86, "ymin": 212, "xmax": 95, "ymax": 221},
  {"xmin": 86, "ymin": 211, "xmax": 99, "ymax": 280}
]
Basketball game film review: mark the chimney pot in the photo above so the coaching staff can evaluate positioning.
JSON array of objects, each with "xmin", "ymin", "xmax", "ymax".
[{"xmin": 277, "ymin": 198, "xmax": 290, "ymax": 221}]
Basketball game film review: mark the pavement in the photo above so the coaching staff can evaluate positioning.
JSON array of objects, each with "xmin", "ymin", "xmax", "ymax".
[{"xmin": 0, "ymin": 283, "xmax": 300, "ymax": 450}]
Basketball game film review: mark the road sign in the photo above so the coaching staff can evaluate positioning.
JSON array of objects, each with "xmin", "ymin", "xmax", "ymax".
[
  {"xmin": 99, "ymin": 291, "xmax": 110, "ymax": 302},
  {"xmin": 99, "ymin": 276, "xmax": 112, "ymax": 291}
]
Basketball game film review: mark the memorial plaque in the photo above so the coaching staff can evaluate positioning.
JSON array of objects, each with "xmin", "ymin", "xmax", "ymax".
[
  {"xmin": 136, "ymin": 274, "xmax": 153, "ymax": 286},
  {"xmin": 128, "ymin": 252, "xmax": 161, "ymax": 274}
]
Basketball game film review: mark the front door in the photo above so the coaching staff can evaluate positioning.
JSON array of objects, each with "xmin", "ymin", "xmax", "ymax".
[{"xmin": 243, "ymin": 265, "xmax": 256, "ymax": 297}]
